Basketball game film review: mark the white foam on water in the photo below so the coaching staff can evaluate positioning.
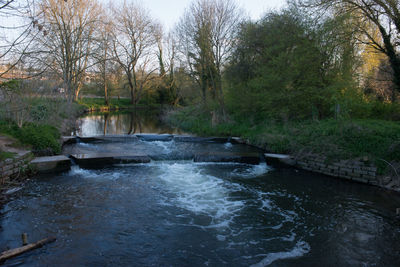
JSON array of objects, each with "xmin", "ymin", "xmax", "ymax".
[
  {"xmin": 224, "ymin": 142, "xmax": 233, "ymax": 148},
  {"xmin": 271, "ymin": 223, "xmax": 283, "ymax": 230},
  {"xmin": 231, "ymin": 164, "xmax": 270, "ymax": 178},
  {"xmin": 281, "ymin": 232, "xmax": 296, "ymax": 242},
  {"xmin": 4, "ymin": 187, "xmax": 22, "ymax": 195},
  {"xmin": 77, "ymin": 142, "xmax": 98, "ymax": 149},
  {"xmin": 250, "ymin": 241, "xmax": 311, "ymax": 267},
  {"xmin": 255, "ymin": 191, "xmax": 300, "ymax": 224},
  {"xmin": 154, "ymin": 162, "xmax": 245, "ymax": 227},
  {"xmin": 148, "ymin": 140, "xmax": 175, "ymax": 154},
  {"xmin": 68, "ymin": 165, "xmax": 122, "ymax": 180},
  {"xmin": 260, "ymin": 198, "xmax": 273, "ymax": 211}
]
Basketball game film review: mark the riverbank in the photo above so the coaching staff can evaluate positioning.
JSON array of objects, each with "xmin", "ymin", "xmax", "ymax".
[
  {"xmin": 165, "ymin": 106, "xmax": 400, "ymax": 191},
  {"xmin": 0, "ymin": 97, "xmax": 134, "ymax": 158},
  {"xmin": 0, "ymin": 97, "xmax": 82, "ymax": 203},
  {"xmin": 77, "ymin": 97, "xmax": 161, "ymax": 112}
]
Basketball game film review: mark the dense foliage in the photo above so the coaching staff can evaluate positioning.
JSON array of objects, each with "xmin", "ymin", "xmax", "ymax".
[
  {"xmin": 0, "ymin": 121, "xmax": 61, "ymax": 154},
  {"xmin": 225, "ymin": 8, "xmax": 360, "ymax": 121},
  {"xmin": 167, "ymin": 106, "xmax": 400, "ymax": 173},
  {"xmin": 166, "ymin": 4, "xmax": 400, "ymax": 176}
]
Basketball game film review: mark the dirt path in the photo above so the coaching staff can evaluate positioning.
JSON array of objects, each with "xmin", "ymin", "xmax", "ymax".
[{"xmin": 0, "ymin": 135, "xmax": 30, "ymax": 157}]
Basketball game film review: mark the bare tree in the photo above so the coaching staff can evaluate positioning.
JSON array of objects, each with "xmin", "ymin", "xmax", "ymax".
[
  {"xmin": 300, "ymin": 0, "xmax": 400, "ymax": 102},
  {"xmin": 111, "ymin": 1, "xmax": 156, "ymax": 106},
  {"xmin": 176, "ymin": 0, "xmax": 242, "ymax": 113},
  {"xmin": 34, "ymin": 0, "xmax": 101, "ymax": 102},
  {"xmin": 0, "ymin": 0, "xmax": 40, "ymax": 79},
  {"xmin": 154, "ymin": 23, "xmax": 181, "ymax": 106},
  {"xmin": 92, "ymin": 4, "xmax": 114, "ymax": 105}
]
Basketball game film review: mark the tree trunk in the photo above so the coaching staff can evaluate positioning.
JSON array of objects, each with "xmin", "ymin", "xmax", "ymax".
[
  {"xmin": 104, "ymin": 81, "xmax": 109, "ymax": 105},
  {"xmin": 74, "ymin": 83, "xmax": 83, "ymax": 102},
  {"xmin": 379, "ymin": 25, "xmax": 400, "ymax": 103},
  {"xmin": 215, "ymin": 72, "xmax": 226, "ymax": 121},
  {"xmin": 201, "ymin": 78, "xmax": 207, "ymax": 104},
  {"xmin": 388, "ymin": 57, "xmax": 400, "ymax": 103}
]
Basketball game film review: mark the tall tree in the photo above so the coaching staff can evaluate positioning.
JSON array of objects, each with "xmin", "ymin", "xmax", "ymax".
[
  {"xmin": 93, "ymin": 5, "xmax": 113, "ymax": 105},
  {"xmin": 300, "ymin": 0, "xmax": 400, "ymax": 102},
  {"xmin": 225, "ymin": 7, "xmax": 359, "ymax": 121},
  {"xmin": 176, "ymin": 0, "xmax": 242, "ymax": 114},
  {"xmin": 35, "ymin": 0, "xmax": 101, "ymax": 102},
  {"xmin": 111, "ymin": 1, "xmax": 156, "ymax": 106},
  {"xmin": 154, "ymin": 24, "xmax": 180, "ymax": 106}
]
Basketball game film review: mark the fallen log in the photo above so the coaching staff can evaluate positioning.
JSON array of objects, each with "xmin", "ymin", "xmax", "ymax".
[{"xmin": 0, "ymin": 236, "xmax": 56, "ymax": 263}]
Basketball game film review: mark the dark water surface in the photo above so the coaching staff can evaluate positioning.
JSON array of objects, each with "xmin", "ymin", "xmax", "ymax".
[
  {"xmin": 72, "ymin": 110, "xmax": 184, "ymax": 136},
  {"xmin": 1, "ymin": 111, "xmax": 400, "ymax": 266}
]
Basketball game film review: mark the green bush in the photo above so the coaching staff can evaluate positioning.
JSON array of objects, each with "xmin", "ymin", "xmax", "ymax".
[
  {"xmin": 0, "ymin": 121, "xmax": 61, "ymax": 154},
  {"xmin": 30, "ymin": 103, "xmax": 50, "ymax": 122}
]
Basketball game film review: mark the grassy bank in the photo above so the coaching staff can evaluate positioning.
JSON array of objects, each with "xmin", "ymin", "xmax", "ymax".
[
  {"xmin": 0, "ymin": 97, "xmax": 84, "ymax": 156},
  {"xmin": 77, "ymin": 97, "xmax": 161, "ymax": 111},
  {"xmin": 0, "ymin": 121, "xmax": 61, "ymax": 155},
  {"xmin": 166, "ymin": 106, "xmax": 400, "ymax": 173},
  {"xmin": 78, "ymin": 98, "xmax": 133, "ymax": 110}
]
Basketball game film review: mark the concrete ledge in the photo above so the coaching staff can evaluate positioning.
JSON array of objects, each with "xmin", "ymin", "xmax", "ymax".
[
  {"xmin": 173, "ymin": 136, "xmax": 215, "ymax": 142},
  {"xmin": 63, "ymin": 135, "xmax": 239, "ymax": 144},
  {"xmin": 62, "ymin": 136, "xmax": 77, "ymax": 145},
  {"xmin": 264, "ymin": 153, "xmax": 296, "ymax": 166},
  {"xmin": 31, "ymin": 155, "xmax": 71, "ymax": 173},
  {"xmin": 70, "ymin": 153, "xmax": 151, "ymax": 168},
  {"xmin": 148, "ymin": 153, "xmax": 195, "ymax": 161},
  {"xmin": 230, "ymin": 137, "xmax": 246, "ymax": 144},
  {"xmin": 136, "ymin": 134, "xmax": 173, "ymax": 142},
  {"xmin": 95, "ymin": 135, "xmax": 139, "ymax": 142},
  {"xmin": 173, "ymin": 136, "xmax": 237, "ymax": 143},
  {"xmin": 194, "ymin": 152, "xmax": 260, "ymax": 165}
]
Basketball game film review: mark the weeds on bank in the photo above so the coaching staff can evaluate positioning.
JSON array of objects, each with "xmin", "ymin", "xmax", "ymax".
[{"xmin": 167, "ymin": 106, "xmax": 400, "ymax": 173}]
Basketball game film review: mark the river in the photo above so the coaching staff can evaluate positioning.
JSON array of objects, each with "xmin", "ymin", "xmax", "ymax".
[{"xmin": 1, "ymin": 110, "xmax": 400, "ymax": 266}]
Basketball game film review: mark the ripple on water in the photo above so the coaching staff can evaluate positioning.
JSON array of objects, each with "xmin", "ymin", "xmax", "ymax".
[{"xmin": 249, "ymin": 241, "xmax": 311, "ymax": 267}]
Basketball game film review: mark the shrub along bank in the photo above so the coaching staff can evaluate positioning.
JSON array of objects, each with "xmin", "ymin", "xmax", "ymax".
[
  {"xmin": 0, "ymin": 121, "xmax": 61, "ymax": 155},
  {"xmin": 166, "ymin": 106, "xmax": 400, "ymax": 175},
  {"xmin": 0, "ymin": 96, "xmax": 83, "ymax": 156}
]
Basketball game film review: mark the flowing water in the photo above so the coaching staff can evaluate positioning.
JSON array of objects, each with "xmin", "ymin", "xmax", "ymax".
[{"xmin": 1, "ymin": 111, "xmax": 400, "ymax": 266}]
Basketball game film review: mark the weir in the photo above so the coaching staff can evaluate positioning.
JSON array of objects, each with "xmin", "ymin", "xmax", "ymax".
[
  {"xmin": 3, "ymin": 112, "xmax": 400, "ymax": 267},
  {"xmin": 32, "ymin": 135, "xmax": 264, "ymax": 173}
]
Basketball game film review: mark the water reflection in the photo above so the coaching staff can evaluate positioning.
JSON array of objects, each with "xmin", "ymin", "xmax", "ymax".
[{"xmin": 74, "ymin": 110, "xmax": 184, "ymax": 136}]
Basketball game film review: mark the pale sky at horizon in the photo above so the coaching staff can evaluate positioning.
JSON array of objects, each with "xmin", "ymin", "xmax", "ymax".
[
  {"xmin": 112, "ymin": 0, "xmax": 287, "ymax": 31},
  {"xmin": 1, "ymin": 1, "xmax": 287, "ymax": 33},
  {"xmin": 0, "ymin": 0, "xmax": 287, "ymax": 58}
]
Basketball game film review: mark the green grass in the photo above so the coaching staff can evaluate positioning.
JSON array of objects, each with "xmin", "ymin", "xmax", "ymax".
[
  {"xmin": 0, "ymin": 121, "xmax": 61, "ymax": 154},
  {"xmin": 167, "ymin": 106, "xmax": 400, "ymax": 173}
]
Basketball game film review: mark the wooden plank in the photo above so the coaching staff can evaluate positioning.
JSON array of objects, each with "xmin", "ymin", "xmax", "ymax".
[{"xmin": 0, "ymin": 237, "xmax": 56, "ymax": 263}]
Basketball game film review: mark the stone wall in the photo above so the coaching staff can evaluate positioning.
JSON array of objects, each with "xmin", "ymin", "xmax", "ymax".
[
  {"xmin": 0, "ymin": 152, "xmax": 34, "ymax": 185},
  {"xmin": 295, "ymin": 153, "xmax": 379, "ymax": 186}
]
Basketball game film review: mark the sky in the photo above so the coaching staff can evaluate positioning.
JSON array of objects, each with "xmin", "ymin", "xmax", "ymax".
[
  {"xmin": 123, "ymin": 0, "xmax": 287, "ymax": 31},
  {"xmin": 0, "ymin": 0, "xmax": 286, "ymax": 59},
  {"xmin": 1, "ymin": 0, "xmax": 287, "ymax": 33}
]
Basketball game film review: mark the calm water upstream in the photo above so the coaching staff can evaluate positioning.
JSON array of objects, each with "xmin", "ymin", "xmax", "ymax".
[{"xmin": 1, "ymin": 111, "xmax": 400, "ymax": 266}]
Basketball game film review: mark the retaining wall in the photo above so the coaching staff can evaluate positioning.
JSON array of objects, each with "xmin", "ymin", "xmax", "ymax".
[
  {"xmin": 295, "ymin": 153, "xmax": 379, "ymax": 186},
  {"xmin": 0, "ymin": 152, "xmax": 34, "ymax": 185}
]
